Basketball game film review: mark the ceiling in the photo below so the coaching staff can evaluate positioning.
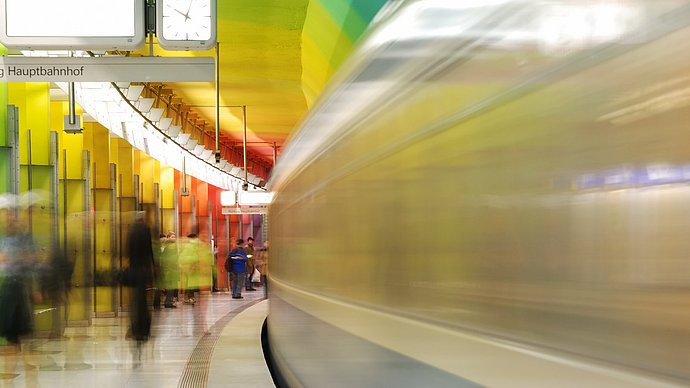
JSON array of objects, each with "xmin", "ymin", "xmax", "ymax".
[{"xmin": 143, "ymin": 0, "xmax": 388, "ymax": 180}]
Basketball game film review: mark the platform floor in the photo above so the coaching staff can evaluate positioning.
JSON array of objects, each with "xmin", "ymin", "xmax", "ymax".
[{"xmin": 0, "ymin": 291, "xmax": 272, "ymax": 388}]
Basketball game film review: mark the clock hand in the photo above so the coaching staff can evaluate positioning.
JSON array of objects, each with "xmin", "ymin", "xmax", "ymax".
[
  {"xmin": 174, "ymin": 8, "xmax": 189, "ymax": 20},
  {"xmin": 185, "ymin": 0, "xmax": 194, "ymax": 19}
]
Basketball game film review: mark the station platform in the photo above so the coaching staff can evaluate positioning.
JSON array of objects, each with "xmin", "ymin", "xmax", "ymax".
[{"xmin": 0, "ymin": 291, "xmax": 273, "ymax": 388}]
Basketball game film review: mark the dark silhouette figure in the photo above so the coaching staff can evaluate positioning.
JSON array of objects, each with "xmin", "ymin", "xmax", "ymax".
[{"xmin": 125, "ymin": 214, "xmax": 156, "ymax": 367}]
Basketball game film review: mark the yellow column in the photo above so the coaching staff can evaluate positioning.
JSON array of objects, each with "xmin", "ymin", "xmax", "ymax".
[
  {"xmin": 9, "ymin": 83, "xmax": 54, "ymax": 332},
  {"xmin": 8, "ymin": 83, "xmax": 52, "ymax": 241},
  {"xmin": 114, "ymin": 138, "xmax": 135, "ymax": 312},
  {"xmin": 83, "ymin": 121, "xmax": 116, "ymax": 316},
  {"xmin": 52, "ymin": 100, "xmax": 91, "ymax": 325},
  {"xmin": 160, "ymin": 163, "xmax": 175, "ymax": 235}
]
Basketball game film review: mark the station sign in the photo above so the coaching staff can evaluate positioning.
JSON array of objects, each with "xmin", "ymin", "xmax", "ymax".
[
  {"xmin": 0, "ymin": 56, "xmax": 214, "ymax": 82},
  {"xmin": 221, "ymin": 206, "xmax": 269, "ymax": 215}
]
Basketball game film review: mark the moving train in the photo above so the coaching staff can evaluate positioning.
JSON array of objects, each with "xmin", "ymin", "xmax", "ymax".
[{"xmin": 267, "ymin": 1, "xmax": 690, "ymax": 386}]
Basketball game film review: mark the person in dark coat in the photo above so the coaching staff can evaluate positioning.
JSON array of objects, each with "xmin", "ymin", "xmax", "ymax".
[
  {"xmin": 126, "ymin": 213, "xmax": 156, "ymax": 365},
  {"xmin": 226, "ymin": 239, "xmax": 248, "ymax": 299},
  {"xmin": 0, "ymin": 218, "xmax": 40, "ymax": 384}
]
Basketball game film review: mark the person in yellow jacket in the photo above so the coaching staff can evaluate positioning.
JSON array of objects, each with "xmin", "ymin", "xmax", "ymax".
[{"xmin": 178, "ymin": 234, "xmax": 213, "ymax": 305}]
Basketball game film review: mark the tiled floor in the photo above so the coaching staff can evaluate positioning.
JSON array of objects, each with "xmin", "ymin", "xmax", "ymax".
[{"xmin": 1, "ymin": 290, "xmax": 269, "ymax": 388}]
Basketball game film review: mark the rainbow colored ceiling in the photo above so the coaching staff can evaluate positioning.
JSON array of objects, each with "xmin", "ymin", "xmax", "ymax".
[{"xmin": 166, "ymin": 0, "xmax": 388, "ymax": 167}]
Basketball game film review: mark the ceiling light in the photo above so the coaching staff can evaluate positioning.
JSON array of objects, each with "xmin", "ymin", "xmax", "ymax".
[
  {"xmin": 158, "ymin": 117, "xmax": 172, "ymax": 130},
  {"xmin": 137, "ymin": 98, "xmax": 154, "ymax": 113},
  {"xmin": 147, "ymin": 107, "xmax": 164, "ymax": 122},
  {"xmin": 126, "ymin": 85, "xmax": 144, "ymax": 101},
  {"xmin": 220, "ymin": 191, "xmax": 236, "ymax": 206},
  {"xmin": 167, "ymin": 125, "xmax": 181, "ymax": 137},
  {"xmin": 238, "ymin": 190, "xmax": 273, "ymax": 206},
  {"xmin": 185, "ymin": 139, "xmax": 198, "ymax": 150}
]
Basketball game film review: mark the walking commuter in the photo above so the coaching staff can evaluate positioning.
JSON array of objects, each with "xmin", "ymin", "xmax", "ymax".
[
  {"xmin": 42, "ymin": 243, "xmax": 74, "ymax": 338},
  {"xmin": 178, "ymin": 233, "xmax": 213, "ymax": 304},
  {"xmin": 125, "ymin": 213, "xmax": 156, "ymax": 366},
  {"xmin": 160, "ymin": 234, "xmax": 179, "ymax": 308},
  {"xmin": 244, "ymin": 237, "xmax": 257, "ymax": 291},
  {"xmin": 226, "ymin": 239, "xmax": 248, "ymax": 299},
  {"xmin": 179, "ymin": 234, "xmax": 201, "ymax": 305},
  {"xmin": 0, "ymin": 218, "xmax": 40, "ymax": 386},
  {"xmin": 255, "ymin": 240, "xmax": 269, "ymax": 298}
]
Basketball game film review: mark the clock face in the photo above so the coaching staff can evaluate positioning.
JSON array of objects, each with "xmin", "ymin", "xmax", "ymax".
[{"xmin": 157, "ymin": 0, "xmax": 215, "ymax": 49}]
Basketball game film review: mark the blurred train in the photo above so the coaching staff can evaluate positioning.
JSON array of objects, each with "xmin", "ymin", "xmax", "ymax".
[{"xmin": 266, "ymin": 1, "xmax": 690, "ymax": 386}]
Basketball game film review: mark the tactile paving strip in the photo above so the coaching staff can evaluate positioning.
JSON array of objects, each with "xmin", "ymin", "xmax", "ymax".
[{"xmin": 178, "ymin": 299, "xmax": 263, "ymax": 388}]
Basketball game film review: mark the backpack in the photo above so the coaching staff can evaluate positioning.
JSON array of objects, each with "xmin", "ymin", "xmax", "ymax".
[{"xmin": 224, "ymin": 255, "xmax": 233, "ymax": 273}]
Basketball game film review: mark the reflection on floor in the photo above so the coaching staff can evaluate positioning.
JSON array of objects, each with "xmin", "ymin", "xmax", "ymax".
[{"xmin": 0, "ymin": 290, "xmax": 267, "ymax": 388}]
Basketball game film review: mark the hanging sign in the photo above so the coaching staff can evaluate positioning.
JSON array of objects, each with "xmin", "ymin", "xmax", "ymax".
[{"xmin": 0, "ymin": 56, "xmax": 214, "ymax": 82}]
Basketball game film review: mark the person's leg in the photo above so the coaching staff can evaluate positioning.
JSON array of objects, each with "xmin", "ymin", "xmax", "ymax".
[
  {"xmin": 230, "ymin": 272, "xmax": 238, "ymax": 297},
  {"xmin": 238, "ymin": 272, "xmax": 246, "ymax": 295},
  {"xmin": 164, "ymin": 288, "xmax": 175, "ymax": 307},
  {"xmin": 153, "ymin": 288, "xmax": 161, "ymax": 309}
]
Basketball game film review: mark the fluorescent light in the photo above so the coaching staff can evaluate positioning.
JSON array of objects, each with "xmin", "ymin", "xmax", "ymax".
[
  {"xmin": 137, "ymin": 98, "xmax": 154, "ymax": 113},
  {"xmin": 238, "ymin": 190, "xmax": 273, "ymax": 206},
  {"xmin": 220, "ymin": 191, "xmax": 236, "ymax": 206},
  {"xmin": 58, "ymin": 81, "xmax": 237, "ymax": 190},
  {"xmin": 158, "ymin": 117, "xmax": 172, "ymax": 130},
  {"xmin": 185, "ymin": 139, "xmax": 198, "ymax": 150},
  {"xmin": 147, "ymin": 108, "xmax": 164, "ymax": 122},
  {"xmin": 176, "ymin": 133, "xmax": 191, "ymax": 144},
  {"xmin": 126, "ymin": 85, "xmax": 144, "ymax": 101},
  {"xmin": 167, "ymin": 125, "xmax": 181, "ymax": 137}
]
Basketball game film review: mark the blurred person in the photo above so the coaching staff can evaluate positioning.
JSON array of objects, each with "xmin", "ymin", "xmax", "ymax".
[
  {"xmin": 0, "ymin": 218, "xmax": 40, "ymax": 386},
  {"xmin": 178, "ymin": 233, "xmax": 213, "ymax": 305},
  {"xmin": 255, "ymin": 240, "xmax": 269, "ymax": 298},
  {"xmin": 152, "ymin": 234, "xmax": 163, "ymax": 310},
  {"xmin": 160, "ymin": 234, "xmax": 179, "ymax": 308},
  {"xmin": 167, "ymin": 232, "xmax": 179, "ymax": 301},
  {"xmin": 226, "ymin": 239, "xmax": 248, "ymax": 299},
  {"xmin": 211, "ymin": 239, "xmax": 219, "ymax": 292},
  {"xmin": 41, "ymin": 243, "xmax": 74, "ymax": 338},
  {"xmin": 244, "ymin": 237, "xmax": 257, "ymax": 291},
  {"xmin": 125, "ymin": 213, "xmax": 156, "ymax": 366}
]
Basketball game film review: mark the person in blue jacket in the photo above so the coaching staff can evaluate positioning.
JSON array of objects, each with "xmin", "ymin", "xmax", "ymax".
[{"xmin": 226, "ymin": 239, "xmax": 248, "ymax": 299}]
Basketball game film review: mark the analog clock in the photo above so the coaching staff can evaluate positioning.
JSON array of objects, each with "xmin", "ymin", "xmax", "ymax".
[{"xmin": 157, "ymin": 0, "xmax": 216, "ymax": 50}]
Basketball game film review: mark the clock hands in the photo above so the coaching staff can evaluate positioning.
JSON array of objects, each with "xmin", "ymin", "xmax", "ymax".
[
  {"xmin": 168, "ymin": 0, "xmax": 193, "ymax": 21},
  {"xmin": 185, "ymin": 0, "xmax": 194, "ymax": 20},
  {"xmin": 174, "ymin": 8, "xmax": 189, "ymax": 21}
]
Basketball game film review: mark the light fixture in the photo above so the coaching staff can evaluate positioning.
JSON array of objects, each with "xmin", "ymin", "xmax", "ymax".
[
  {"xmin": 220, "ymin": 191, "xmax": 236, "ymax": 206},
  {"xmin": 158, "ymin": 117, "xmax": 172, "ymax": 130},
  {"xmin": 167, "ymin": 125, "xmax": 181, "ymax": 137},
  {"xmin": 57, "ymin": 80, "xmax": 257, "ymax": 191},
  {"xmin": 238, "ymin": 190, "xmax": 273, "ymax": 206},
  {"xmin": 126, "ymin": 85, "xmax": 144, "ymax": 101},
  {"xmin": 148, "ymin": 108, "xmax": 164, "ymax": 122},
  {"xmin": 185, "ymin": 139, "xmax": 198, "ymax": 150},
  {"xmin": 176, "ymin": 133, "xmax": 191, "ymax": 144},
  {"xmin": 136, "ymin": 98, "xmax": 154, "ymax": 113}
]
